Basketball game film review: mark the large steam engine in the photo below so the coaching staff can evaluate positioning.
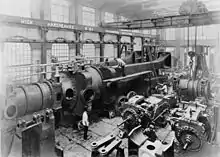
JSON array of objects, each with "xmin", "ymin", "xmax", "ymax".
[
  {"xmin": 2, "ymin": 51, "xmax": 171, "ymax": 157},
  {"xmin": 4, "ymin": 52, "xmax": 171, "ymax": 119},
  {"xmin": 59, "ymin": 51, "xmax": 171, "ymax": 117}
]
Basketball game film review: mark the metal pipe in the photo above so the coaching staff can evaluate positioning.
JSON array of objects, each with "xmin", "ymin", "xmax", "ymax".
[{"xmin": 7, "ymin": 60, "xmax": 89, "ymax": 69}]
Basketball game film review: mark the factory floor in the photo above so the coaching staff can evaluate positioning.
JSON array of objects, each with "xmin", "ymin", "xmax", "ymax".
[
  {"xmin": 56, "ymin": 86, "xmax": 220, "ymax": 157},
  {"xmin": 55, "ymin": 116, "xmax": 220, "ymax": 157},
  {"xmin": 56, "ymin": 117, "xmax": 123, "ymax": 157},
  {"xmin": 8, "ymin": 115, "xmax": 220, "ymax": 157},
  {"xmin": 8, "ymin": 90, "xmax": 220, "ymax": 157}
]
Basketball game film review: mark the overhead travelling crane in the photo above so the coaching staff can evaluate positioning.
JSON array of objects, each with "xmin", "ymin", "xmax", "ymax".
[
  {"xmin": 0, "ymin": 14, "xmax": 154, "ymax": 38},
  {"xmin": 101, "ymin": 11, "xmax": 220, "ymax": 29}
]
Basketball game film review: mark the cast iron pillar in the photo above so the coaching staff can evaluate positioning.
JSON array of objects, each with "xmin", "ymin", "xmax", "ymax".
[
  {"xmin": 75, "ymin": 31, "xmax": 81, "ymax": 56},
  {"xmin": 141, "ymin": 37, "xmax": 145, "ymax": 62},
  {"xmin": 99, "ymin": 33, "xmax": 105, "ymax": 62},
  {"xmin": 130, "ymin": 36, "xmax": 135, "ymax": 52},
  {"xmin": 117, "ymin": 35, "xmax": 122, "ymax": 58}
]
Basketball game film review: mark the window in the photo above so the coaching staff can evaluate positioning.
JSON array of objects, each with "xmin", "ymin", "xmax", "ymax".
[
  {"xmin": 83, "ymin": 44, "xmax": 95, "ymax": 57},
  {"xmin": 4, "ymin": 43, "xmax": 32, "ymax": 84},
  {"xmin": 83, "ymin": 44, "xmax": 98, "ymax": 63},
  {"xmin": 204, "ymin": 25, "xmax": 217, "ymax": 40},
  {"xmin": 121, "ymin": 36, "xmax": 131, "ymax": 58},
  {"xmin": 4, "ymin": 43, "xmax": 31, "ymax": 66},
  {"xmin": 132, "ymin": 30, "xmax": 141, "ymax": 33},
  {"xmin": 121, "ymin": 29, "xmax": 132, "ymax": 32},
  {"xmin": 82, "ymin": 6, "xmax": 95, "ymax": 26},
  {"xmin": 104, "ymin": 45, "xmax": 117, "ymax": 59},
  {"xmin": 134, "ymin": 38, "xmax": 142, "ymax": 51},
  {"xmin": 151, "ymin": 29, "xmax": 157, "ymax": 35},
  {"xmin": 0, "ymin": 0, "xmax": 31, "ymax": 17},
  {"xmin": 165, "ymin": 28, "xmax": 175, "ymax": 40},
  {"xmin": 143, "ymin": 29, "xmax": 158, "ymax": 35},
  {"xmin": 105, "ymin": 12, "xmax": 114, "ymax": 23},
  {"xmin": 119, "ymin": 16, "xmax": 128, "ymax": 22},
  {"xmin": 52, "ymin": 44, "xmax": 69, "ymax": 62},
  {"xmin": 104, "ymin": 35, "xmax": 117, "ymax": 59},
  {"xmin": 51, "ymin": 0, "xmax": 69, "ymax": 23},
  {"xmin": 143, "ymin": 30, "xmax": 151, "ymax": 35}
]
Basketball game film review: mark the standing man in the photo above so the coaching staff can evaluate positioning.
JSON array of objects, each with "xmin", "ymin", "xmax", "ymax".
[
  {"xmin": 81, "ymin": 94, "xmax": 94, "ymax": 140},
  {"xmin": 82, "ymin": 110, "xmax": 89, "ymax": 140},
  {"xmin": 114, "ymin": 58, "xmax": 126, "ymax": 76}
]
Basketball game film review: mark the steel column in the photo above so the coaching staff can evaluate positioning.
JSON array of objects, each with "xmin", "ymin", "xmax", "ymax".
[
  {"xmin": 99, "ymin": 33, "xmax": 105, "ymax": 62},
  {"xmin": 75, "ymin": 31, "xmax": 81, "ymax": 56},
  {"xmin": 117, "ymin": 35, "xmax": 122, "ymax": 58}
]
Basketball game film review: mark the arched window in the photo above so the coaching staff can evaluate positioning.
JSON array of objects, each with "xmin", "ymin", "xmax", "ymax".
[
  {"xmin": 82, "ymin": 6, "xmax": 95, "ymax": 26},
  {"xmin": 4, "ymin": 43, "xmax": 32, "ymax": 84},
  {"xmin": 51, "ymin": 0, "xmax": 69, "ymax": 23}
]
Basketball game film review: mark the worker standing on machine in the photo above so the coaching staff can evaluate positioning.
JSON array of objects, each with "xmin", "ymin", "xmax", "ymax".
[
  {"xmin": 104, "ymin": 58, "xmax": 110, "ymax": 66},
  {"xmin": 114, "ymin": 57, "xmax": 126, "ymax": 76}
]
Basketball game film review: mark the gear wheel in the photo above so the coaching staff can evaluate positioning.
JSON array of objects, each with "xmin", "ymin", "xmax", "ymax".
[
  {"xmin": 121, "ymin": 108, "xmax": 138, "ymax": 130},
  {"xmin": 175, "ymin": 125, "xmax": 206, "ymax": 152}
]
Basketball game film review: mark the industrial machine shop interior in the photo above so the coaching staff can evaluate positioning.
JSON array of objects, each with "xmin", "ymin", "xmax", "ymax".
[{"xmin": 0, "ymin": 0, "xmax": 220, "ymax": 157}]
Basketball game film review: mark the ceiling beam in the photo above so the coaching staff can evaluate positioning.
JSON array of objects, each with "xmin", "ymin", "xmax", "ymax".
[{"xmin": 101, "ymin": 11, "xmax": 220, "ymax": 29}]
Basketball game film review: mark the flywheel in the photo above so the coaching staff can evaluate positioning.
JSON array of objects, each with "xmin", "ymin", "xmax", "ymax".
[
  {"xmin": 121, "ymin": 108, "xmax": 138, "ymax": 130},
  {"xmin": 176, "ymin": 125, "xmax": 206, "ymax": 152}
]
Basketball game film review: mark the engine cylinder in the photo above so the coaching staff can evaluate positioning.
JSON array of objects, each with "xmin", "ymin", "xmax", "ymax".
[
  {"xmin": 179, "ymin": 79, "xmax": 211, "ymax": 100},
  {"xmin": 4, "ymin": 81, "xmax": 54, "ymax": 119},
  {"xmin": 80, "ymin": 88, "xmax": 95, "ymax": 103}
]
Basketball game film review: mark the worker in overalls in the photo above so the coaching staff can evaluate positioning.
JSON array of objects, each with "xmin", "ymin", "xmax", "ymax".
[{"xmin": 114, "ymin": 58, "xmax": 126, "ymax": 76}]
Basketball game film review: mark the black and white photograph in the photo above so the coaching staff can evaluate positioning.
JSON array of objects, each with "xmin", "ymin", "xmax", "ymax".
[{"xmin": 0, "ymin": 0, "xmax": 220, "ymax": 157}]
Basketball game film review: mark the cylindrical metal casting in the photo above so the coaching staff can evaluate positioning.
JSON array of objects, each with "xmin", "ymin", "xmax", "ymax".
[
  {"xmin": 80, "ymin": 88, "xmax": 95, "ymax": 103},
  {"xmin": 178, "ymin": 79, "xmax": 211, "ymax": 100},
  {"xmin": 4, "ymin": 82, "xmax": 54, "ymax": 119}
]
